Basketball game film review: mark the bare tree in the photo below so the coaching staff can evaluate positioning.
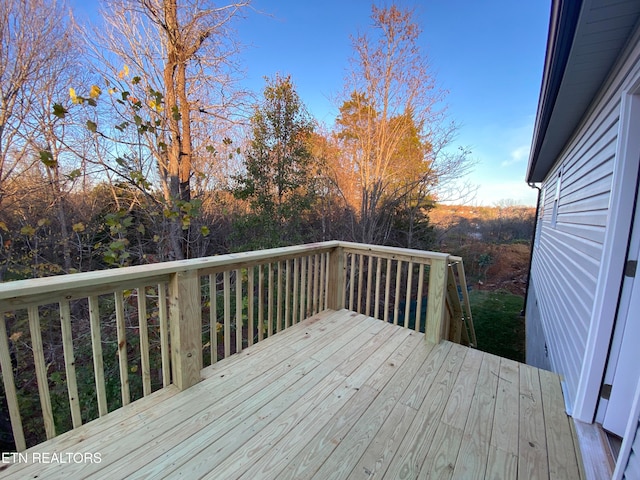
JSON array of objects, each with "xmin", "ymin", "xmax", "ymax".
[
  {"xmin": 0, "ymin": 0, "xmax": 75, "ymax": 210},
  {"xmin": 84, "ymin": 0, "xmax": 251, "ymax": 259}
]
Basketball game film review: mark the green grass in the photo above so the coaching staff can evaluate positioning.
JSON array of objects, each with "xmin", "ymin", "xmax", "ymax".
[{"xmin": 469, "ymin": 290, "xmax": 525, "ymax": 363}]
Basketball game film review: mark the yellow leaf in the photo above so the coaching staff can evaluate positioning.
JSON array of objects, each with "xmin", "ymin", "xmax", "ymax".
[
  {"xmin": 69, "ymin": 87, "xmax": 81, "ymax": 104},
  {"xmin": 0, "ymin": 221, "xmax": 7, "ymax": 232},
  {"xmin": 130, "ymin": 365, "xmax": 138, "ymax": 373},
  {"xmin": 72, "ymin": 222, "xmax": 85, "ymax": 233},
  {"xmin": 89, "ymin": 85, "xmax": 101, "ymax": 98},
  {"xmin": 147, "ymin": 99, "xmax": 163, "ymax": 112},
  {"xmin": 119, "ymin": 65, "xmax": 130, "ymax": 79}
]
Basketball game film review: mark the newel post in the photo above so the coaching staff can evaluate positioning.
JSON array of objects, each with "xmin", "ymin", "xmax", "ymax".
[
  {"xmin": 327, "ymin": 246, "xmax": 345, "ymax": 310},
  {"xmin": 425, "ymin": 256, "xmax": 448, "ymax": 344},
  {"xmin": 169, "ymin": 270, "xmax": 202, "ymax": 390}
]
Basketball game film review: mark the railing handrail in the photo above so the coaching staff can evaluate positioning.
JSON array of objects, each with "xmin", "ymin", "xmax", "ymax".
[
  {"xmin": 339, "ymin": 241, "xmax": 450, "ymax": 262},
  {"xmin": 0, "ymin": 241, "xmax": 341, "ymax": 310}
]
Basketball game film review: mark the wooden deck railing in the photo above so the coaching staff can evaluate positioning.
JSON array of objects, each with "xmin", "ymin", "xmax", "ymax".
[{"xmin": 0, "ymin": 241, "xmax": 474, "ymax": 451}]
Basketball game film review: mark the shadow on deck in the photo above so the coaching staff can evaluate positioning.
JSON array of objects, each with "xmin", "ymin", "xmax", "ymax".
[{"xmin": 1, "ymin": 309, "xmax": 583, "ymax": 479}]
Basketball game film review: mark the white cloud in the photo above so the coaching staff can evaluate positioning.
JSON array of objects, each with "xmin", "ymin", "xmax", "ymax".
[{"xmin": 501, "ymin": 144, "xmax": 531, "ymax": 167}]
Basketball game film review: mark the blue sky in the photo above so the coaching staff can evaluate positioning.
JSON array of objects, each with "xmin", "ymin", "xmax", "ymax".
[
  {"xmin": 72, "ymin": 0, "xmax": 551, "ymax": 206},
  {"xmin": 235, "ymin": 0, "xmax": 551, "ymax": 206}
]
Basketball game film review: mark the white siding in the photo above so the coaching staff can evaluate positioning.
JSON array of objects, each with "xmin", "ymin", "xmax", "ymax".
[
  {"xmin": 625, "ymin": 422, "xmax": 640, "ymax": 480},
  {"xmin": 529, "ymin": 36, "xmax": 640, "ymax": 411}
]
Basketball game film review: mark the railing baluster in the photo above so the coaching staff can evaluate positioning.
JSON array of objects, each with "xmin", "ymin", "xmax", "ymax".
[
  {"xmin": 323, "ymin": 252, "xmax": 330, "ymax": 310},
  {"xmin": 394, "ymin": 261, "xmax": 402, "ymax": 325},
  {"xmin": 115, "ymin": 291, "xmax": 130, "ymax": 406},
  {"xmin": 268, "ymin": 263, "xmax": 274, "ymax": 338},
  {"xmin": 305, "ymin": 255, "xmax": 313, "ymax": 317},
  {"xmin": 415, "ymin": 264, "xmax": 425, "ymax": 332},
  {"xmin": 0, "ymin": 315, "xmax": 26, "ymax": 451},
  {"xmin": 404, "ymin": 262, "xmax": 413, "ymax": 329},
  {"xmin": 299, "ymin": 257, "xmax": 306, "ymax": 321},
  {"xmin": 366, "ymin": 255, "xmax": 373, "ymax": 317},
  {"xmin": 258, "ymin": 265, "xmax": 264, "ymax": 342},
  {"xmin": 348, "ymin": 253, "xmax": 355, "ymax": 311},
  {"xmin": 357, "ymin": 254, "xmax": 364, "ymax": 313},
  {"xmin": 236, "ymin": 269, "xmax": 243, "ymax": 353},
  {"xmin": 59, "ymin": 300, "xmax": 82, "ymax": 427},
  {"xmin": 342, "ymin": 250, "xmax": 347, "ymax": 310},
  {"xmin": 137, "ymin": 289, "xmax": 151, "ymax": 397},
  {"xmin": 327, "ymin": 246, "xmax": 345, "ymax": 310},
  {"xmin": 209, "ymin": 274, "xmax": 217, "ymax": 364},
  {"xmin": 285, "ymin": 260, "xmax": 291, "ymax": 329},
  {"xmin": 313, "ymin": 254, "xmax": 320, "ymax": 314},
  {"xmin": 28, "ymin": 306, "xmax": 55, "ymax": 439},
  {"xmin": 277, "ymin": 261, "xmax": 283, "ymax": 332},
  {"xmin": 158, "ymin": 284, "xmax": 170, "ymax": 387},
  {"xmin": 248, "ymin": 266, "xmax": 254, "ymax": 346},
  {"xmin": 319, "ymin": 253, "xmax": 326, "ymax": 311},
  {"xmin": 384, "ymin": 259, "xmax": 391, "ymax": 323},
  {"xmin": 88, "ymin": 296, "xmax": 107, "ymax": 415},
  {"xmin": 223, "ymin": 271, "xmax": 231, "ymax": 358},
  {"xmin": 374, "ymin": 257, "xmax": 382, "ymax": 320},
  {"xmin": 292, "ymin": 258, "xmax": 299, "ymax": 325}
]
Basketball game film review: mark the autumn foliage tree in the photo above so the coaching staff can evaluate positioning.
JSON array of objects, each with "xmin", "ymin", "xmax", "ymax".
[{"xmin": 330, "ymin": 5, "xmax": 470, "ymax": 247}]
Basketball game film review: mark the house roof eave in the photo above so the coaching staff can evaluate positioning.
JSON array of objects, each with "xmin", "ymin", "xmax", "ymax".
[
  {"xmin": 526, "ymin": 0, "xmax": 582, "ymax": 183},
  {"xmin": 526, "ymin": 0, "xmax": 640, "ymax": 184}
]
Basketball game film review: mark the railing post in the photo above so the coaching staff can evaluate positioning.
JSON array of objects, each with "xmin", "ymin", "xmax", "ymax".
[
  {"xmin": 327, "ymin": 246, "xmax": 345, "ymax": 310},
  {"xmin": 169, "ymin": 270, "xmax": 202, "ymax": 390},
  {"xmin": 425, "ymin": 256, "xmax": 448, "ymax": 343}
]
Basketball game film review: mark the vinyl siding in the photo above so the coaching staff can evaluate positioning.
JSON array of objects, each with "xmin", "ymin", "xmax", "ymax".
[{"xmin": 529, "ymin": 35, "xmax": 640, "ymax": 411}]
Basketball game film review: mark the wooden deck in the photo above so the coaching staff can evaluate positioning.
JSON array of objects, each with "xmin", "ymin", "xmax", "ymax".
[{"xmin": 0, "ymin": 309, "xmax": 583, "ymax": 479}]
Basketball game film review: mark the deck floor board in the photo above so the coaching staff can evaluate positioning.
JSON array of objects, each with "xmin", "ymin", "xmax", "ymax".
[{"xmin": 1, "ymin": 309, "xmax": 583, "ymax": 480}]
